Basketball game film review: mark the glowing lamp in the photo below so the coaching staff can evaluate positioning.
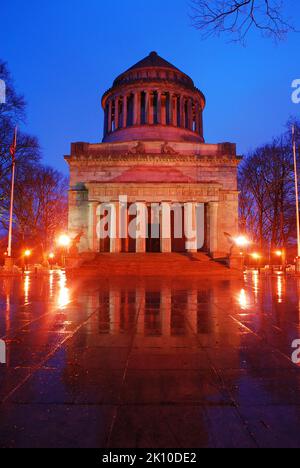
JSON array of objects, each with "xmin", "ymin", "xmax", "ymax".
[
  {"xmin": 251, "ymin": 253, "xmax": 261, "ymax": 260},
  {"xmin": 48, "ymin": 253, "xmax": 55, "ymax": 260},
  {"xmin": 275, "ymin": 250, "xmax": 283, "ymax": 257},
  {"xmin": 58, "ymin": 235, "xmax": 71, "ymax": 248},
  {"xmin": 234, "ymin": 236, "xmax": 250, "ymax": 248},
  {"xmin": 24, "ymin": 249, "xmax": 32, "ymax": 257}
]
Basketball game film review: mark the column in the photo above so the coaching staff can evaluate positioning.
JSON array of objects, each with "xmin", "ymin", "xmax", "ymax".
[
  {"xmin": 195, "ymin": 102, "xmax": 200, "ymax": 134},
  {"xmin": 161, "ymin": 94, "xmax": 167, "ymax": 125},
  {"xmin": 145, "ymin": 91, "xmax": 150, "ymax": 124},
  {"xmin": 188, "ymin": 99, "xmax": 193, "ymax": 130},
  {"xmin": 115, "ymin": 97, "xmax": 119, "ymax": 130},
  {"xmin": 199, "ymin": 111, "xmax": 203, "ymax": 137},
  {"xmin": 104, "ymin": 105, "xmax": 108, "ymax": 137},
  {"xmin": 122, "ymin": 95, "xmax": 127, "ymax": 128},
  {"xmin": 135, "ymin": 201, "xmax": 147, "ymax": 253},
  {"xmin": 149, "ymin": 92, "xmax": 154, "ymax": 125},
  {"xmin": 133, "ymin": 92, "xmax": 141, "ymax": 126},
  {"xmin": 160, "ymin": 202, "xmax": 172, "ymax": 253},
  {"xmin": 157, "ymin": 91, "xmax": 162, "ymax": 124},
  {"xmin": 209, "ymin": 201, "xmax": 219, "ymax": 257},
  {"xmin": 180, "ymin": 95, "xmax": 185, "ymax": 128},
  {"xmin": 185, "ymin": 202, "xmax": 197, "ymax": 253},
  {"xmin": 172, "ymin": 95, "xmax": 177, "ymax": 126},
  {"xmin": 119, "ymin": 195, "xmax": 128, "ymax": 253},
  {"xmin": 110, "ymin": 201, "xmax": 121, "ymax": 253},
  {"xmin": 88, "ymin": 201, "xmax": 97, "ymax": 251},
  {"xmin": 108, "ymin": 100, "xmax": 112, "ymax": 133}
]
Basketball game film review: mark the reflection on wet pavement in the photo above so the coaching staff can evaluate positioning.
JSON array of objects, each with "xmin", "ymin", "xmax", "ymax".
[{"xmin": 0, "ymin": 271, "xmax": 300, "ymax": 448}]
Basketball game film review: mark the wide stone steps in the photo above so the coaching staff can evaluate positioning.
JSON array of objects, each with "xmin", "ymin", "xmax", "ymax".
[{"xmin": 68, "ymin": 253, "xmax": 234, "ymax": 277}]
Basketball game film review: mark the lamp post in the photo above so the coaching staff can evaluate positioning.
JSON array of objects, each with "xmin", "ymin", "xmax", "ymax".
[
  {"xmin": 5, "ymin": 128, "xmax": 17, "ymax": 271},
  {"xmin": 229, "ymin": 235, "xmax": 250, "ymax": 270},
  {"xmin": 57, "ymin": 235, "xmax": 71, "ymax": 268},
  {"xmin": 275, "ymin": 249, "xmax": 286, "ymax": 272},
  {"xmin": 48, "ymin": 252, "xmax": 55, "ymax": 270},
  {"xmin": 24, "ymin": 249, "xmax": 32, "ymax": 271},
  {"xmin": 292, "ymin": 125, "xmax": 300, "ymax": 274},
  {"xmin": 251, "ymin": 252, "xmax": 262, "ymax": 271}
]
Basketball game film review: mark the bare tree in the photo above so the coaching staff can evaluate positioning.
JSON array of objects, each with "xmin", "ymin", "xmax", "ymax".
[
  {"xmin": 239, "ymin": 121, "xmax": 300, "ymax": 253},
  {"xmin": 190, "ymin": 0, "xmax": 295, "ymax": 43},
  {"xmin": 0, "ymin": 162, "xmax": 68, "ymax": 260},
  {"xmin": 0, "ymin": 60, "xmax": 40, "ymax": 178}
]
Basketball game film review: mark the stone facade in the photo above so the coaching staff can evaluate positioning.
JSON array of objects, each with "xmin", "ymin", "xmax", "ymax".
[{"xmin": 65, "ymin": 52, "xmax": 240, "ymax": 258}]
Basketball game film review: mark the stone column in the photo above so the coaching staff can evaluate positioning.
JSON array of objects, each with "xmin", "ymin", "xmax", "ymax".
[
  {"xmin": 114, "ymin": 97, "xmax": 119, "ymax": 130},
  {"xmin": 195, "ymin": 102, "xmax": 200, "ymax": 134},
  {"xmin": 104, "ymin": 105, "xmax": 108, "ymax": 137},
  {"xmin": 145, "ymin": 91, "xmax": 150, "ymax": 125},
  {"xmin": 185, "ymin": 202, "xmax": 197, "ymax": 253},
  {"xmin": 188, "ymin": 99, "xmax": 193, "ymax": 130},
  {"xmin": 168, "ymin": 93, "xmax": 173, "ymax": 126},
  {"xmin": 172, "ymin": 95, "xmax": 177, "ymax": 126},
  {"xmin": 122, "ymin": 95, "xmax": 127, "ymax": 128},
  {"xmin": 133, "ymin": 92, "xmax": 141, "ymax": 126},
  {"xmin": 88, "ymin": 201, "xmax": 98, "ymax": 251},
  {"xmin": 110, "ymin": 201, "xmax": 121, "ymax": 253},
  {"xmin": 160, "ymin": 202, "xmax": 172, "ymax": 253},
  {"xmin": 119, "ymin": 196, "xmax": 128, "ymax": 253},
  {"xmin": 161, "ymin": 94, "xmax": 167, "ymax": 125},
  {"xmin": 135, "ymin": 202, "xmax": 147, "ymax": 253},
  {"xmin": 209, "ymin": 201, "xmax": 219, "ymax": 258},
  {"xmin": 199, "ymin": 111, "xmax": 203, "ymax": 137},
  {"xmin": 108, "ymin": 100, "xmax": 112, "ymax": 133},
  {"xmin": 157, "ymin": 91, "xmax": 162, "ymax": 124},
  {"xmin": 180, "ymin": 95, "xmax": 185, "ymax": 128},
  {"xmin": 149, "ymin": 92, "xmax": 154, "ymax": 125}
]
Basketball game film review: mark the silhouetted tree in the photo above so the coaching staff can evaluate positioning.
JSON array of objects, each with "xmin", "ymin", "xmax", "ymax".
[
  {"xmin": 239, "ymin": 120, "xmax": 300, "ymax": 253},
  {"xmin": 190, "ymin": 0, "xmax": 295, "ymax": 43},
  {"xmin": 0, "ymin": 60, "xmax": 68, "ymax": 260}
]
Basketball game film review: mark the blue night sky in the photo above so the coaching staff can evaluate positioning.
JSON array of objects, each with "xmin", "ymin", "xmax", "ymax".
[{"xmin": 1, "ymin": 0, "xmax": 299, "ymax": 174}]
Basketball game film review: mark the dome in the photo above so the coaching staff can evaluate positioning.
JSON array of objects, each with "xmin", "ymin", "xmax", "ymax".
[{"xmin": 101, "ymin": 52, "xmax": 206, "ymax": 144}]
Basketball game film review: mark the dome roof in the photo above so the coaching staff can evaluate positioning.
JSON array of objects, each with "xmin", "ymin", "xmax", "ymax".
[
  {"xmin": 127, "ymin": 51, "xmax": 181, "ymax": 73},
  {"xmin": 112, "ymin": 51, "xmax": 195, "ymax": 89},
  {"xmin": 101, "ymin": 52, "xmax": 205, "ymax": 144}
]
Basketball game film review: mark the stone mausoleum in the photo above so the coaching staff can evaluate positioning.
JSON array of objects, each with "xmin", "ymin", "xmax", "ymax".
[{"xmin": 65, "ymin": 52, "xmax": 240, "ymax": 258}]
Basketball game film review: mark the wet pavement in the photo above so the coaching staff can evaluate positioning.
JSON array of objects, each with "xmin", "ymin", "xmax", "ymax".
[{"xmin": 0, "ymin": 271, "xmax": 300, "ymax": 448}]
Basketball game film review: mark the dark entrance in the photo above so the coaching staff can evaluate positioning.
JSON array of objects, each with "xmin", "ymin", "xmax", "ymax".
[
  {"xmin": 99, "ymin": 209, "xmax": 110, "ymax": 253},
  {"xmin": 171, "ymin": 206, "xmax": 186, "ymax": 252},
  {"xmin": 146, "ymin": 206, "xmax": 161, "ymax": 252}
]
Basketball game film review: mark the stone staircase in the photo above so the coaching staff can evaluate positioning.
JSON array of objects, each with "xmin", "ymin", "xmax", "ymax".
[{"xmin": 67, "ymin": 252, "xmax": 235, "ymax": 277}]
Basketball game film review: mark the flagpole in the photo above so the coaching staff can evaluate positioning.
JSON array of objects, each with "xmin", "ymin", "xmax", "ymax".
[
  {"xmin": 7, "ymin": 127, "xmax": 17, "ymax": 259},
  {"xmin": 292, "ymin": 125, "xmax": 300, "ymax": 265}
]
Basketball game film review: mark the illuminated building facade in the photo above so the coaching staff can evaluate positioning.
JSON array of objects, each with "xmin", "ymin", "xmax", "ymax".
[{"xmin": 65, "ymin": 52, "xmax": 239, "ymax": 258}]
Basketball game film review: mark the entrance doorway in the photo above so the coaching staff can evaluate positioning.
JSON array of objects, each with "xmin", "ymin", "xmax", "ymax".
[{"xmin": 146, "ymin": 206, "xmax": 161, "ymax": 253}]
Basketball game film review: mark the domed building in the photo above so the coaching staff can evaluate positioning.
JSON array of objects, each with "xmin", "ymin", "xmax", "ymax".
[{"xmin": 65, "ymin": 52, "xmax": 240, "ymax": 259}]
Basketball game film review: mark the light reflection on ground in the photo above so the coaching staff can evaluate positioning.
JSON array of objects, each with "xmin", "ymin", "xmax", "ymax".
[{"xmin": 0, "ymin": 272, "xmax": 300, "ymax": 448}]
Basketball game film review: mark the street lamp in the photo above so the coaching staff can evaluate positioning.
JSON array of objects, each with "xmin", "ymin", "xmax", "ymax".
[
  {"xmin": 251, "ymin": 252, "xmax": 261, "ymax": 271},
  {"xmin": 58, "ymin": 235, "xmax": 71, "ymax": 248},
  {"xmin": 23, "ymin": 249, "xmax": 32, "ymax": 271},
  {"xmin": 274, "ymin": 249, "xmax": 286, "ymax": 272},
  {"xmin": 57, "ymin": 235, "xmax": 71, "ymax": 268},
  {"xmin": 233, "ymin": 236, "xmax": 250, "ymax": 248}
]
